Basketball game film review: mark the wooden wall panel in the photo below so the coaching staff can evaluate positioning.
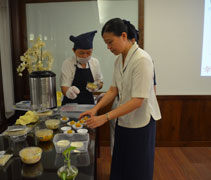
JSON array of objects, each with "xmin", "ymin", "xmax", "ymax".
[
  {"xmin": 156, "ymin": 96, "xmax": 211, "ymax": 146},
  {"xmin": 98, "ymin": 96, "xmax": 211, "ymax": 147}
]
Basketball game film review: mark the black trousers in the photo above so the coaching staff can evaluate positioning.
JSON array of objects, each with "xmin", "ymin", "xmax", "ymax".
[{"xmin": 110, "ymin": 117, "xmax": 156, "ymax": 180}]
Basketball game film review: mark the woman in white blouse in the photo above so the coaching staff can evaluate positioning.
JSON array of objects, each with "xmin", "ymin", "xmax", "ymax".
[
  {"xmin": 60, "ymin": 31, "xmax": 103, "ymax": 105},
  {"xmin": 80, "ymin": 18, "xmax": 161, "ymax": 180}
]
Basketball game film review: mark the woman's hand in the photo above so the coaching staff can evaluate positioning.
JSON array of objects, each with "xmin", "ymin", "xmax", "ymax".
[
  {"xmin": 86, "ymin": 114, "xmax": 108, "ymax": 129},
  {"xmin": 79, "ymin": 107, "xmax": 97, "ymax": 119}
]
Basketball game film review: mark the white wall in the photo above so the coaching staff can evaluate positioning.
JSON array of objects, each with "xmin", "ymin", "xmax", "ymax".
[
  {"xmin": 26, "ymin": 1, "xmax": 138, "ymax": 92},
  {"xmin": 145, "ymin": 0, "xmax": 211, "ymax": 95},
  {"xmin": 25, "ymin": 0, "xmax": 210, "ymax": 95}
]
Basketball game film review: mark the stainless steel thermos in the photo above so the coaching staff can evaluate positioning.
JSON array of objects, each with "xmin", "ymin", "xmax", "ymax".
[{"xmin": 29, "ymin": 71, "xmax": 57, "ymax": 111}]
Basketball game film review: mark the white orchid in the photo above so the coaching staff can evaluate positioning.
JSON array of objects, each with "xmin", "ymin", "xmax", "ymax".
[{"xmin": 17, "ymin": 37, "xmax": 54, "ymax": 76}]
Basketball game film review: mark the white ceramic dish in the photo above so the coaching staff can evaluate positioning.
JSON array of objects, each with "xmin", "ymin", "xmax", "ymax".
[
  {"xmin": 72, "ymin": 123, "xmax": 83, "ymax": 130},
  {"xmin": 64, "ymin": 129, "xmax": 75, "ymax": 136},
  {"xmin": 60, "ymin": 117, "xmax": 69, "ymax": 123},
  {"xmin": 61, "ymin": 126, "xmax": 71, "ymax": 131},
  {"xmin": 77, "ymin": 129, "xmax": 88, "ymax": 134},
  {"xmin": 67, "ymin": 121, "xmax": 76, "ymax": 126}
]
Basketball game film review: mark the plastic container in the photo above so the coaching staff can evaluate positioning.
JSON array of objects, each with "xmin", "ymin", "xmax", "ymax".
[
  {"xmin": 70, "ymin": 133, "xmax": 89, "ymax": 153},
  {"xmin": 19, "ymin": 147, "xmax": 42, "ymax": 164},
  {"xmin": 45, "ymin": 119, "xmax": 60, "ymax": 130},
  {"xmin": 3, "ymin": 125, "xmax": 28, "ymax": 142},
  {"xmin": 53, "ymin": 133, "xmax": 89, "ymax": 153},
  {"xmin": 53, "ymin": 134, "xmax": 71, "ymax": 153},
  {"xmin": 60, "ymin": 104, "xmax": 94, "ymax": 118},
  {"xmin": 35, "ymin": 129, "xmax": 53, "ymax": 142}
]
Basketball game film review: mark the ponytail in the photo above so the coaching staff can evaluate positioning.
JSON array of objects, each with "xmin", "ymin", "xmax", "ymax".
[{"xmin": 122, "ymin": 20, "xmax": 139, "ymax": 43}]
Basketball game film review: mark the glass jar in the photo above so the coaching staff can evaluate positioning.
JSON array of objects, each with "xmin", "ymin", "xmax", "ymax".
[{"xmin": 57, "ymin": 159, "xmax": 78, "ymax": 180}]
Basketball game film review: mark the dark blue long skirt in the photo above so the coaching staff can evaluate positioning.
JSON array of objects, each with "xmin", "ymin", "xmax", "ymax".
[{"xmin": 110, "ymin": 117, "xmax": 156, "ymax": 180}]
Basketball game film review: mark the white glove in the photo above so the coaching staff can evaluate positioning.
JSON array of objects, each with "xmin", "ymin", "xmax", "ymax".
[
  {"xmin": 66, "ymin": 86, "xmax": 80, "ymax": 99},
  {"xmin": 86, "ymin": 82, "xmax": 100, "ymax": 92}
]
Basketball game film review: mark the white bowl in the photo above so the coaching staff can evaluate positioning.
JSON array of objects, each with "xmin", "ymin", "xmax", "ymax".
[
  {"xmin": 77, "ymin": 129, "xmax": 88, "ymax": 134},
  {"xmin": 67, "ymin": 120, "xmax": 76, "ymax": 126},
  {"xmin": 60, "ymin": 126, "xmax": 71, "ymax": 132},
  {"xmin": 64, "ymin": 129, "xmax": 75, "ymax": 136},
  {"xmin": 72, "ymin": 123, "xmax": 83, "ymax": 130},
  {"xmin": 19, "ymin": 147, "xmax": 42, "ymax": 164},
  {"xmin": 78, "ymin": 119, "xmax": 86, "ymax": 125},
  {"xmin": 60, "ymin": 117, "xmax": 69, "ymax": 123},
  {"xmin": 45, "ymin": 119, "xmax": 60, "ymax": 130}
]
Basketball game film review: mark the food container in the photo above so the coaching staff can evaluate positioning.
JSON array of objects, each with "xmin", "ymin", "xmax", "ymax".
[
  {"xmin": 79, "ymin": 118, "xmax": 86, "ymax": 125},
  {"xmin": 29, "ymin": 71, "xmax": 57, "ymax": 111},
  {"xmin": 45, "ymin": 119, "xmax": 60, "ymax": 130},
  {"xmin": 72, "ymin": 122, "xmax": 83, "ymax": 130},
  {"xmin": 19, "ymin": 147, "xmax": 42, "ymax": 164},
  {"xmin": 35, "ymin": 129, "xmax": 53, "ymax": 142},
  {"xmin": 67, "ymin": 120, "xmax": 76, "ymax": 126},
  {"xmin": 64, "ymin": 129, "xmax": 75, "ymax": 136},
  {"xmin": 53, "ymin": 134, "xmax": 71, "ymax": 153},
  {"xmin": 60, "ymin": 104, "xmax": 94, "ymax": 118},
  {"xmin": 77, "ymin": 129, "xmax": 88, "ymax": 135},
  {"xmin": 3, "ymin": 125, "xmax": 28, "ymax": 142},
  {"xmin": 70, "ymin": 133, "xmax": 89, "ymax": 153},
  {"xmin": 53, "ymin": 133, "xmax": 89, "ymax": 153},
  {"xmin": 86, "ymin": 82, "xmax": 98, "ymax": 91},
  {"xmin": 60, "ymin": 126, "xmax": 72, "ymax": 132},
  {"xmin": 60, "ymin": 116, "xmax": 69, "ymax": 123}
]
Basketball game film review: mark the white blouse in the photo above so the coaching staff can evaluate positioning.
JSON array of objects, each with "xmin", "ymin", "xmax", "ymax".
[
  {"xmin": 111, "ymin": 42, "xmax": 161, "ymax": 128},
  {"xmin": 60, "ymin": 56, "xmax": 103, "ymax": 87}
]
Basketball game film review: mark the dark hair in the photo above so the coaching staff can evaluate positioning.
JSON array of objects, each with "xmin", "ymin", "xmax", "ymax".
[{"xmin": 101, "ymin": 18, "xmax": 139, "ymax": 42}]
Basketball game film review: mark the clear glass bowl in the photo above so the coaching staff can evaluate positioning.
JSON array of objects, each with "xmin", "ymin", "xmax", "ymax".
[
  {"xmin": 35, "ymin": 128, "xmax": 53, "ymax": 142},
  {"xmin": 19, "ymin": 147, "xmax": 42, "ymax": 164},
  {"xmin": 45, "ymin": 119, "xmax": 60, "ymax": 130}
]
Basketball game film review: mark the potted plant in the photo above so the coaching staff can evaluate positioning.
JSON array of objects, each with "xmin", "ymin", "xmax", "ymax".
[
  {"xmin": 17, "ymin": 37, "xmax": 54, "ymax": 76},
  {"xmin": 16, "ymin": 37, "xmax": 57, "ymax": 111},
  {"xmin": 57, "ymin": 146, "xmax": 78, "ymax": 180}
]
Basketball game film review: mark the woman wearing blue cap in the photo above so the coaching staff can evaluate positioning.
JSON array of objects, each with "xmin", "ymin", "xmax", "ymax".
[
  {"xmin": 80, "ymin": 18, "xmax": 161, "ymax": 180},
  {"xmin": 60, "ymin": 31, "xmax": 103, "ymax": 105}
]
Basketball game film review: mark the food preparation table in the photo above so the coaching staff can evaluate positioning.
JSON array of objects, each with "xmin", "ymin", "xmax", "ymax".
[{"xmin": 0, "ymin": 115, "xmax": 97, "ymax": 180}]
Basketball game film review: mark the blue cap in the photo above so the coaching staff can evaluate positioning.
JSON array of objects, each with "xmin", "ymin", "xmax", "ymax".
[{"xmin": 69, "ymin": 30, "xmax": 97, "ymax": 50}]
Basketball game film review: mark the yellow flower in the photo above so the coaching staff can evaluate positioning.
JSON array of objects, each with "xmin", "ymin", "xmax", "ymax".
[{"xmin": 17, "ymin": 37, "xmax": 54, "ymax": 76}]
